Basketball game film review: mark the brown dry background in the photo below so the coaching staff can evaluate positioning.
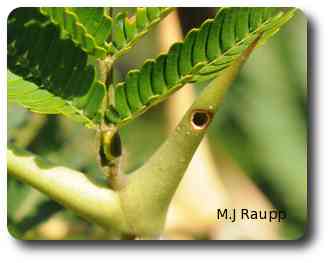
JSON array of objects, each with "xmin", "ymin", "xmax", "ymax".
[{"xmin": 7, "ymin": 7, "xmax": 307, "ymax": 240}]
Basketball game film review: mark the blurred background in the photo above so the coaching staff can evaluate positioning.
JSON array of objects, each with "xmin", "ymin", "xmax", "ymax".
[{"xmin": 7, "ymin": 7, "xmax": 307, "ymax": 240}]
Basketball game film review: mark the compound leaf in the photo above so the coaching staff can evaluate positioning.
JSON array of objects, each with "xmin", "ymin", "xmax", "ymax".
[
  {"xmin": 40, "ymin": 7, "xmax": 173, "ymax": 59},
  {"xmin": 110, "ymin": 7, "xmax": 173, "ymax": 60},
  {"xmin": 39, "ymin": 7, "xmax": 113, "ymax": 58},
  {"xmin": 105, "ymin": 7, "xmax": 296, "ymax": 126},
  {"xmin": 8, "ymin": 8, "xmax": 106, "ymax": 128}
]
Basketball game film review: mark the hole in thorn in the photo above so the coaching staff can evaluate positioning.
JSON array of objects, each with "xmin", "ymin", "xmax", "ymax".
[{"xmin": 190, "ymin": 110, "xmax": 212, "ymax": 130}]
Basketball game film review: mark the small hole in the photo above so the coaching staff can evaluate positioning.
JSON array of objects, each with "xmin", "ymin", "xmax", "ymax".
[{"xmin": 191, "ymin": 110, "xmax": 212, "ymax": 130}]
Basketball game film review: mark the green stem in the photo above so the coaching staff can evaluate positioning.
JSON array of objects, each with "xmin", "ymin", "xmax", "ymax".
[
  {"xmin": 97, "ymin": 53, "xmax": 125, "ymax": 190},
  {"xmin": 119, "ymin": 41, "xmax": 258, "ymax": 237},
  {"xmin": 7, "ymin": 145, "xmax": 130, "ymax": 234}
]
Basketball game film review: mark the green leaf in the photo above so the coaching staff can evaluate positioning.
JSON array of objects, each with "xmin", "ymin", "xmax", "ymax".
[
  {"xmin": 110, "ymin": 7, "xmax": 173, "ymax": 61},
  {"xmin": 7, "ymin": 8, "xmax": 106, "ymax": 128},
  {"xmin": 8, "ymin": 71, "xmax": 95, "ymax": 127},
  {"xmin": 105, "ymin": 7, "xmax": 296, "ymax": 126},
  {"xmin": 39, "ymin": 7, "xmax": 112, "ymax": 58},
  {"xmin": 39, "ymin": 7, "xmax": 173, "ymax": 59}
]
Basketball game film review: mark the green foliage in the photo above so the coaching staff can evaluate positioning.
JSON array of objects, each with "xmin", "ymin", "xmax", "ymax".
[
  {"xmin": 40, "ymin": 7, "xmax": 113, "ymax": 58},
  {"xmin": 7, "ymin": 8, "xmax": 106, "ymax": 128},
  {"xmin": 7, "ymin": 71, "xmax": 99, "ymax": 127},
  {"xmin": 110, "ymin": 7, "xmax": 173, "ymax": 60},
  {"xmin": 8, "ymin": 7, "xmax": 294, "ymax": 128},
  {"xmin": 7, "ymin": 7, "xmax": 302, "ymax": 239},
  {"xmin": 105, "ymin": 7, "xmax": 296, "ymax": 126},
  {"xmin": 40, "ymin": 7, "xmax": 172, "ymax": 59}
]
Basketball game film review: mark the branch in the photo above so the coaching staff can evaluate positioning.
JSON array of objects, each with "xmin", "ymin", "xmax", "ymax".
[
  {"xmin": 97, "ymin": 45, "xmax": 125, "ymax": 190},
  {"xmin": 7, "ymin": 145, "xmax": 130, "ymax": 234},
  {"xmin": 119, "ymin": 40, "xmax": 259, "ymax": 238}
]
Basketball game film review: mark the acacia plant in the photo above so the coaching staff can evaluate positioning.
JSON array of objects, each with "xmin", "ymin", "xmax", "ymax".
[{"xmin": 7, "ymin": 7, "xmax": 296, "ymax": 239}]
